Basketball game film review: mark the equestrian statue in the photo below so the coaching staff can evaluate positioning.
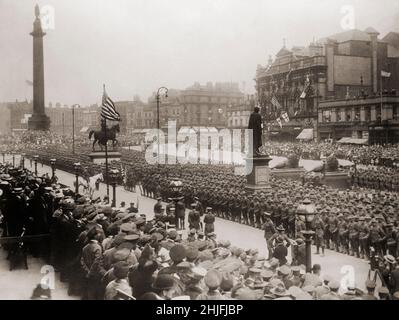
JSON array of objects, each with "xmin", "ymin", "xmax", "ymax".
[{"xmin": 89, "ymin": 119, "xmax": 120, "ymax": 152}]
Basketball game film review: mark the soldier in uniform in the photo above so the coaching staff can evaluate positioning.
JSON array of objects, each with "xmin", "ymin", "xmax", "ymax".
[
  {"xmin": 359, "ymin": 217, "xmax": 370, "ymax": 260},
  {"xmin": 262, "ymin": 212, "xmax": 276, "ymax": 260},
  {"xmin": 348, "ymin": 216, "xmax": 360, "ymax": 258},
  {"xmin": 188, "ymin": 204, "xmax": 201, "ymax": 231},
  {"xmin": 203, "ymin": 207, "xmax": 215, "ymax": 237},
  {"xmin": 312, "ymin": 214, "xmax": 325, "ymax": 256},
  {"xmin": 338, "ymin": 217, "xmax": 349, "ymax": 254},
  {"xmin": 254, "ymin": 199, "xmax": 262, "ymax": 229},
  {"xmin": 369, "ymin": 220, "xmax": 386, "ymax": 257},
  {"xmin": 328, "ymin": 214, "xmax": 339, "ymax": 251}
]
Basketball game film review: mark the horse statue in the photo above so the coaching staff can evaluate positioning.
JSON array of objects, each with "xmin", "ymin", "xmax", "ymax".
[{"xmin": 89, "ymin": 124, "xmax": 120, "ymax": 151}]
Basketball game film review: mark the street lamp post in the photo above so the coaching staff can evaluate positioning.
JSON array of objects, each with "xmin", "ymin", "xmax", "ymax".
[
  {"xmin": 21, "ymin": 153, "xmax": 26, "ymax": 169},
  {"xmin": 156, "ymin": 87, "xmax": 168, "ymax": 159},
  {"xmin": 109, "ymin": 168, "xmax": 120, "ymax": 207},
  {"xmin": 12, "ymin": 153, "xmax": 15, "ymax": 167},
  {"xmin": 74, "ymin": 162, "xmax": 81, "ymax": 195},
  {"xmin": 296, "ymin": 198, "xmax": 316, "ymax": 273},
  {"xmin": 50, "ymin": 158, "xmax": 56, "ymax": 180},
  {"xmin": 33, "ymin": 155, "xmax": 39, "ymax": 175},
  {"xmin": 72, "ymin": 104, "xmax": 80, "ymax": 155}
]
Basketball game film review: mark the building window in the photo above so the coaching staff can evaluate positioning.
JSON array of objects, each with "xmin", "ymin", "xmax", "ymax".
[
  {"xmin": 365, "ymin": 107, "xmax": 371, "ymax": 121},
  {"xmin": 354, "ymin": 108, "xmax": 360, "ymax": 121},
  {"xmin": 393, "ymin": 106, "xmax": 399, "ymax": 120},
  {"xmin": 322, "ymin": 110, "xmax": 331, "ymax": 123},
  {"xmin": 337, "ymin": 109, "xmax": 342, "ymax": 122},
  {"xmin": 346, "ymin": 109, "xmax": 351, "ymax": 122}
]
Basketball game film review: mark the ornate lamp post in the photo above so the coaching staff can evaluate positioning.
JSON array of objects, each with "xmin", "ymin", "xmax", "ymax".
[
  {"xmin": 109, "ymin": 168, "xmax": 120, "ymax": 207},
  {"xmin": 50, "ymin": 158, "xmax": 56, "ymax": 180},
  {"xmin": 296, "ymin": 198, "xmax": 316, "ymax": 273},
  {"xmin": 74, "ymin": 162, "xmax": 81, "ymax": 194},
  {"xmin": 33, "ymin": 155, "xmax": 39, "ymax": 175},
  {"xmin": 12, "ymin": 152, "xmax": 15, "ymax": 167},
  {"xmin": 156, "ymin": 87, "xmax": 168, "ymax": 158}
]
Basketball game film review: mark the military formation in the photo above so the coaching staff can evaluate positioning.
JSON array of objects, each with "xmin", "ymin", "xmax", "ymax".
[
  {"xmin": 2, "ymin": 133, "xmax": 399, "ymax": 299},
  {"xmin": 3, "ymin": 160, "xmax": 399, "ymax": 300}
]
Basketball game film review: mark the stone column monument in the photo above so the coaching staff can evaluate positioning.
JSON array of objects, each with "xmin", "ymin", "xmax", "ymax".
[{"xmin": 28, "ymin": 4, "xmax": 51, "ymax": 131}]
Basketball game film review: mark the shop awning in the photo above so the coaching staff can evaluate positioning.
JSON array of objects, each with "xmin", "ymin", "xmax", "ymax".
[
  {"xmin": 337, "ymin": 137, "xmax": 368, "ymax": 145},
  {"xmin": 296, "ymin": 128, "xmax": 313, "ymax": 140}
]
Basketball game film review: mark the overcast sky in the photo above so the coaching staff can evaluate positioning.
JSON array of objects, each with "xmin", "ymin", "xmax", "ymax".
[{"xmin": 1, "ymin": 0, "xmax": 399, "ymax": 106}]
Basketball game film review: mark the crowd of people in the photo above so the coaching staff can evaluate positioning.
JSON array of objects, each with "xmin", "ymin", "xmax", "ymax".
[
  {"xmin": 2, "ymin": 161, "xmax": 399, "ymax": 300},
  {"xmin": 2, "ymin": 133, "xmax": 399, "ymax": 299}
]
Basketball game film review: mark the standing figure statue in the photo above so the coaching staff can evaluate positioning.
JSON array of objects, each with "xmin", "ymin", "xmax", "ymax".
[
  {"xmin": 248, "ymin": 106, "xmax": 263, "ymax": 157},
  {"xmin": 89, "ymin": 120, "xmax": 120, "ymax": 151}
]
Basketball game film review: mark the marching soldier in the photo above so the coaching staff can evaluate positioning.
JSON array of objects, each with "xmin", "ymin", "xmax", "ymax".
[
  {"xmin": 312, "ymin": 214, "xmax": 325, "ymax": 256},
  {"xmin": 262, "ymin": 212, "xmax": 276, "ymax": 260},
  {"xmin": 359, "ymin": 217, "xmax": 370, "ymax": 260},
  {"xmin": 348, "ymin": 216, "xmax": 360, "ymax": 258}
]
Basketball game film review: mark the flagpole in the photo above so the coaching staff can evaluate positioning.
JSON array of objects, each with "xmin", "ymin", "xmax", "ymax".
[{"xmin": 103, "ymin": 84, "xmax": 110, "ymax": 197}]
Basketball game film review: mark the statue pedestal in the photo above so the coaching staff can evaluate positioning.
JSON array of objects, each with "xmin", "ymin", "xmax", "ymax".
[
  {"xmin": 245, "ymin": 155, "xmax": 272, "ymax": 191},
  {"xmin": 28, "ymin": 114, "xmax": 51, "ymax": 131},
  {"xmin": 89, "ymin": 151, "xmax": 121, "ymax": 164}
]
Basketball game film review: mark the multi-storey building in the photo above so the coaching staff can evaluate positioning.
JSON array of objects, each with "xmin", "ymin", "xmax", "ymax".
[
  {"xmin": 255, "ymin": 28, "xmax": 399, "ymax": 142},
  {"xmin": 178, "ymin": 82, "xmax": 245, "ymax": 128}
]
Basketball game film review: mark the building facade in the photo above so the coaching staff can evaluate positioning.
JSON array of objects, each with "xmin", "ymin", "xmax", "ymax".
[
  {"xmin": 255, "ymin": 28, "xmax": 399, "ymax": 142},
  {"xmin": 178, "ymin": 82, "xmax": 245, "ymax": 128},
  {"xmin": 318, "ymin": 94, "xmax": 399, "ymax": 144}
]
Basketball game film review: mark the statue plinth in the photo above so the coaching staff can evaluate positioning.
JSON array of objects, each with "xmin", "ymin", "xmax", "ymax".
[
  {"xmin": 28, "ymin": 114, "xmax": 51, "ymax": 131},
  {"xmin": 245, "ymin": 155, "xmax": 272, "ymax": 191},
  {"xmin": 89, "ymin": 151, "xmax": 121, "ymax": 164}
]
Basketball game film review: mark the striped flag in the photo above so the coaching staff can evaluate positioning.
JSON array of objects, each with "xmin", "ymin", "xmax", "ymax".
[
  {"xmin": 271, "ymin": 95, "xmax": 282, "ymax": 110},
  {"xmin": 300, "ymin": 75, "xmax": 310, "ymax": 99},
  {"xmin": 101, "ymin": 86, "xmax": 121, "ymax": 121}
]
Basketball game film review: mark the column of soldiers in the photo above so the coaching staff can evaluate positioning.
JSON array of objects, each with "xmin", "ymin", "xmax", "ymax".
[{"xmin": 17, "ymin": 146, "xmax": 399, "ymax": 264}]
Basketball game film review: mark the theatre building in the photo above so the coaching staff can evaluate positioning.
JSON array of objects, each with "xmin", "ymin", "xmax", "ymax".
[{"xmin": 256, "ymin": 28, "xmax": 399, "ymax": 142}]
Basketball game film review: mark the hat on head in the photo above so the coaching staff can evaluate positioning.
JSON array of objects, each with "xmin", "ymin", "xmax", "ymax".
[
  {"xmin": 220, "ymin": 272, "xmax": 234, "ymax": 292},
  {"xmin": 152, "ymin": 274, "xmax": 175, "ymax": 290},
  {"xmin": 124, "ymin": 234, "xmax": 140, "ymax": 242},
  {"xmin": 169, "ymin": 244, "xmax": 187, "ymax": 263},
  {"xmin": 328, "ymin": 281, "xmax": 340, "ymax": 291},
  {"xmin": 113, "ymin": 261, "xmax": 130, "ymax": 279},
  {"xmin": 204, "ymin": 269, "xmax": 222, "ymax": 290},
  {"xmin": 185, "ymin": 246, "xmax": 199, "ymax": 261},
  {"xmin": 277, "ymin": 265, "xmax": 291, "ymax": 276},
  {"xmin": 384, "ymin": 255, "xmax": 396, "ymax": 264}
]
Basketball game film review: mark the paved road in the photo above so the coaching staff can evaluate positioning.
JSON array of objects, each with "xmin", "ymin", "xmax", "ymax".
[{"xmin": 1, "ymin": 154, "xmax": 372, "ymax": 298}]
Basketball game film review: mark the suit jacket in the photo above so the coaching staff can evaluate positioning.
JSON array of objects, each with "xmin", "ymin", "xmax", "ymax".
[{"xmin": 81, "ymin": 240, "xmax": 102, "ymax": 275}]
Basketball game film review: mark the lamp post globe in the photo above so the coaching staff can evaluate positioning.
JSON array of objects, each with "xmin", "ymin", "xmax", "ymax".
[{"xmin": 109, "ymin": 168, "xmax": 120, "ymax": 207}]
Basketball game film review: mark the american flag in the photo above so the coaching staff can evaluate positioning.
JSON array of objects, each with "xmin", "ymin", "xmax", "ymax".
[{"xmin": 101, "ymin": 86, "xmax": 121, "ymax": 121}]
